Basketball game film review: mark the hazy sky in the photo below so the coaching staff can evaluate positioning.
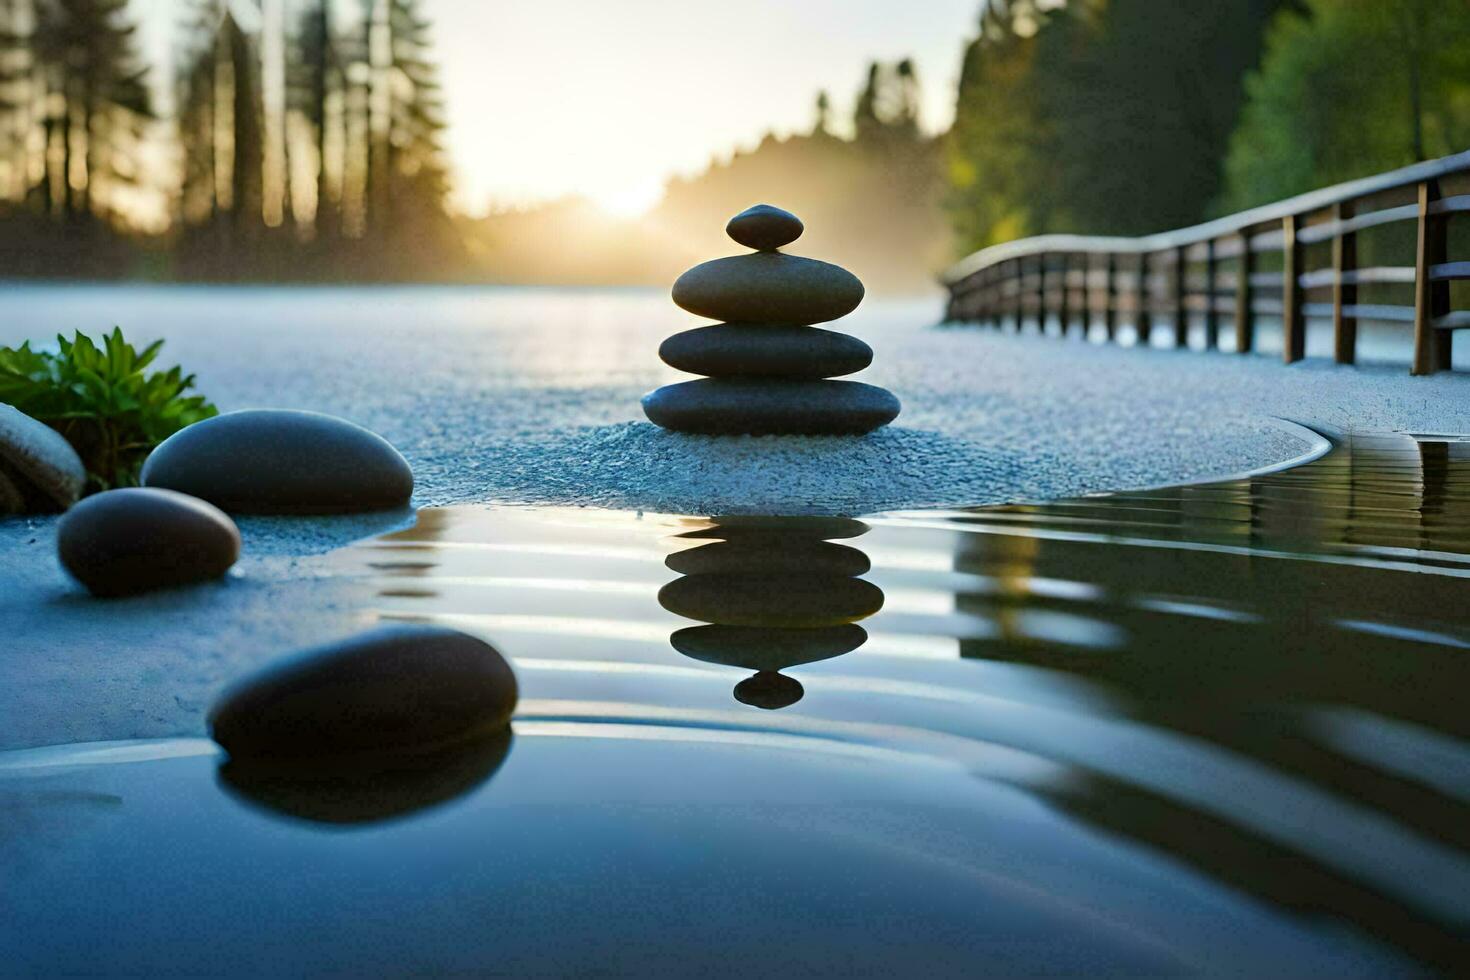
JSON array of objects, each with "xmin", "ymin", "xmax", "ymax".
[{"xmin": 137, "ymin": 0, "xmax": 981, "ymax": 216}]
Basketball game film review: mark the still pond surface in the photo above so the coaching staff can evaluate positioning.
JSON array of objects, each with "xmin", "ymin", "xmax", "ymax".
[{"xmin": 1, "ymin": 431, "xmax": 1467, "ymax": 974}]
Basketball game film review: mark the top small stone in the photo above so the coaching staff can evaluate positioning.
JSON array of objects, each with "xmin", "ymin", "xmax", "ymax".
[{"xmin": 726, "ymin": 204, "xmax": 803, "ymax": 251}]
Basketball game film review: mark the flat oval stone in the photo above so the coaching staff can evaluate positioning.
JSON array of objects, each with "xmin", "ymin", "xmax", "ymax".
[
  {"xmin": 0, "ymin": 403, "xmax": 86, "ymax": 514},
  {"xmin": 658, "ymin": 573, "xmax": 884, "ymax": 628},
  {"xmin": 726, "ymin": 204, "xmax": 803, "ymax": 251},
  {"xmin": 209, "ymin": 625, "xmax": 518, "ymax": 763},
  {"xmin": 672, "ymin": 253, "xmax": 864, "ymax": 325},
  {"xmin": 57, "ymin": 488, "xmax": 241, "ymax": 598},
  {"xmin": 0, "ymin": 470, "xmax": 25, "ymax": 514},
  {"xmin": 142, "ymin": 410, "xmax": 413, "ymax": 514},
  {"xmin": 660, "ymin": 324, "xmax": 872, "ymax": 379},
  {"xmin": 642, "ymin": 379, "xmax": 900, "ymax": 435}
]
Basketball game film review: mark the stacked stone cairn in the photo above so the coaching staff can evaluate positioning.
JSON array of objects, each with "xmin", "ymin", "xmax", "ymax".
[{"xmin": 642, "ymin": 204, "xmax": 900, "ymax": 435}]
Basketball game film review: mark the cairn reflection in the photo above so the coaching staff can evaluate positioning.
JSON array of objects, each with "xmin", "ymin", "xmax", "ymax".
[{"xmin": 659, "ymin": 517, "xmax": 882, "ymax": 709}]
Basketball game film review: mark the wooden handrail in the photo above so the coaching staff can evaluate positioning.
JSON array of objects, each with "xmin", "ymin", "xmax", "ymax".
[{"xmin": 941, "ymin": 148, "xmax": 1470, "ymax": 374}]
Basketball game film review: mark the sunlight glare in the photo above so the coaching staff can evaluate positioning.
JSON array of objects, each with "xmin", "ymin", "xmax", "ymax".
[{"xmin": 592, "ymin": 179, "xmax": 667, "ymax": 219}]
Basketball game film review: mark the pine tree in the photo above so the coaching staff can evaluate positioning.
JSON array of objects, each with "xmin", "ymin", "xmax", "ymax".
[
  {"xmin": 28, "ymin": 0, "xmax": 152, "ymax": 224},
  {"xmin": 174, "ymin": 4, "xmax": 263, "ymax": 232},
  {"xmin": 174, "ymin": 1, "xmax": 219, "ymax": 226},
  {"xmin": 812, "ymin": 90, "xmax": 832, "ymax": 137},
  {"xmin": 290, "ymin": 0, "xmax": 338, "ymax": 237},
  {"xmin": 385, "ymin": 0, "xmax": 450, "ymax": 218},
  {"xmin": 223, "ymin": 9, "xmax": 262, "ymax": 231},
  {"xmin": 0, "ymin": 0, "xmax": 36, "ymax": 204}
]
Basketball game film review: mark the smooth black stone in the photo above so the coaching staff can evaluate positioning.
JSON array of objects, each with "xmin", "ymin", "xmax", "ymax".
[
  {"xmin": 659, "ymin": 324, "xmax": 872, "ymax": 379},
  {"xmin": 666, "ymin": 539, "xmax": 870, "ymax": 577},
  {"xmin": 672, "ymin": 624, "xmax": 869, "ymax": 672},
  {"xmin": 57, "ymin": 488, "xmax": 241, "ymax": 598},
  {"xmin": 0, "ymin": 402, "xmax": 86, "ymax": 513},
  {"xmin": 734, "ymin": 671, "xmax": 805, "ymax": 710},
  {"xmin": 218, "ymin": 730, "xmax": 513, "ymax": 826},
  {"xmin": 672, "ymin": 253, "xmax": 864, "ymax": 325},
  {"xmin": 658, "ymin": 573, "xmax": 884, "ymax": 628},
  {"xmin": 209, "ymin": 625, "xmax": 518, "ymax": 763},
  {"xmin": 726, "ymin": 204, "xmax": 803, "ymax": 251},
  {"xmin": 142, "ymin": 409, "xmax": 413, "ymax": 515},
  {"xmin": 0, "ymin": 468, "xmax": 22, "ymax": 513},
  {"xmin": 642, "ymin": 379, "xmax": 900, "ymax": 435}
]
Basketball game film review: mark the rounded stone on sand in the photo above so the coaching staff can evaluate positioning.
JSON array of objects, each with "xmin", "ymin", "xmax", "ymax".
[
  {"xmin": 209, "ymin": 625, "xmax": 518, "ymax": 763},
  {"xmin": 57, "ymin": 487, "xmax": 241, "ymax": 597},
  {"xmin": 142, "ymin": 409, "xmax": 413, "ymax": 515},
  {"xmin": 642, "ymin": 379, "xmax": 900, "ymax": 436},
  {"xmin": 726, "ymin": 204, "xmax": 803, "ymax": 251},
  {"xmin": 660, "ymin": 324, "xmax": 872, "ymax": 379},
  {"xmin": 672, "ymin": 253, "xmax": 864, "ymax": 326},
  {"xmin": 0, "ymin": 403, "xmax": 86, "ymax": 514}
]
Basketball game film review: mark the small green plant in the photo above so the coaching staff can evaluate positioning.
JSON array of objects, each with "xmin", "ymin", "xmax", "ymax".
[{"xmin": 0, "ymin": 327, "xmax": 218, "ymax": 492}]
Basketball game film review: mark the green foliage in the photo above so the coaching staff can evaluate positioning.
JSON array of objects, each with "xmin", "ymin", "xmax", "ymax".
[
  {"xmin": 0, "ymin": 328, "xmax": 217, "ymax": 492},
  {"xmin": 945, "ymin": 2, "xmax": 1055, "ymax": 252},
  {"xmin": 1038, "ymin": 0, "xmax": 1285, "ymax": 233},
  {"xmin": 1222, "ymin": 0, "xmax": 1470, "ymax": 212},
  {"xmin": 945, "ymin": 0, "xmax": 1287, "ymax": 253}
]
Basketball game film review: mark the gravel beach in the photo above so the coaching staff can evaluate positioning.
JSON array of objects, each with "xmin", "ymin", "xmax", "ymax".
[{"xmin": 4, "ymin": 284, "xmax": 1467, "ymax": 512}]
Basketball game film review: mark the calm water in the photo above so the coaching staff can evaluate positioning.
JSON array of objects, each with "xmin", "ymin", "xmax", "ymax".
[{"xmin": 2, "ymin": 432, "xmax": 1467, "ymax": 974}]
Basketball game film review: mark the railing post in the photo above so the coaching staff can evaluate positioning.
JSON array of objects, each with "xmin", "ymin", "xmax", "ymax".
[
  {"xmin": 1104, "ymin": 253, "xmax": 1117, "ymax": 340},
  {"xmin": 1235, "ymin": 231, "xmax": 1255, "ymax": 353},
  {"xmin": 1136, "ymin": 253, "xmax": 1152, "ymax": 344},
  {"xmin": 1058, "ymin": 253, "xmax": 1070, "ymax": 336},
  {"xmin": 1282, "ymin": 214, "xmax": 1305, "ymax": 363},
  {"xmin": 1204, "ymin": 239, "xmax": 1219, "ymax": 349},
  {"xmin": 989, "ymin": 266, "xmax": 1001, "ymax": 326},
  {"xmin": 1172, "ymin": 245, "xmax": 1188, "ymax": 348},
  {"xmin": 1010, "ymin": 259, "xmax": 1023, "ymax": 329},
  {"xmin": 1412, "ymin": 179, "xmax": 1451, "ymax": 375},
  {"xmin": 1332, "ymin": 200, "xmax": 1357, "ymax": 364},
  {"xmin": 1034, "ymin": 254, "xmax": 1047, "ymax": 333}
]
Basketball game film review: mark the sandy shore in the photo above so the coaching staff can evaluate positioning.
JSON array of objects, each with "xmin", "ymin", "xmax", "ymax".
[
  {"xmin": 2, "ymin": 284, "xmax": 1469, "ymax": 750},
  {"xmin": 6, "ymin": 285, "xmax": 1469, "ymax": 511}
]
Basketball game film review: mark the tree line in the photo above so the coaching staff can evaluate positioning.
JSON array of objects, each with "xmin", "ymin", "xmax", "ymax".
[
  {"xmin": 1, "ymin": 1, "xmax": 1465, "ymax": 285},
  {"xmin": 0, "ymin": 0, "xmax": 462, "ymax": 281},
  {"xmin": 946, "ymin": 0, "xmax": 1470, "ymax": 254}
]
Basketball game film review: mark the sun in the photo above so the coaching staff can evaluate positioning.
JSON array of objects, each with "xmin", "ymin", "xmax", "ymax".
[{"xmin": 592, "ymin": 179, "xmax": 666, "ymax": 219}]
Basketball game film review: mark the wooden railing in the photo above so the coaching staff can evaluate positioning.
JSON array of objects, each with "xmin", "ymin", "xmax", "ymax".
[{"xmin": 941, "ymin": 149, "xmax": 1470, "ymax": 374}]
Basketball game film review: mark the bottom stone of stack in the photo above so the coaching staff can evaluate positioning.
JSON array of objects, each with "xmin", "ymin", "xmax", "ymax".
[{"xmin": 641, "ymin": 379, "xmax": 900, "ymax": 435}]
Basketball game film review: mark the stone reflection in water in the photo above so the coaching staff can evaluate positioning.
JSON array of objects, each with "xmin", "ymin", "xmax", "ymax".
[
  {"xmin": 218, "ymin": 730, "xmax": 513, "ymax": 826},
  {"xmin": 659, "ymin": 517, "xmax": 882, "ymax": 708},
  {"xmin": 366, "ymin": 507, "xmax": 457, "ymax": 598}
]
